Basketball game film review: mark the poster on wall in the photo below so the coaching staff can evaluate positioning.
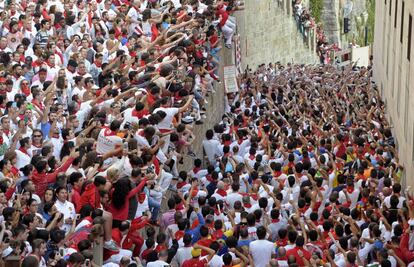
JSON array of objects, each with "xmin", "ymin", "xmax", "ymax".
[
  {"xmin": 351, "ymin": 46, "xmax": 370, "ymax": 67},
  {"xmin": 223, "ymin": 65, "xmax": 239, "ymax": 93}
]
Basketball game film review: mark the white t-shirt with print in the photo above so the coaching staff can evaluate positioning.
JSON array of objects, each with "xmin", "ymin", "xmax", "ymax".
[{"xmin": 96, "ymin": 128, "xmax": 122, "ymax": 155}]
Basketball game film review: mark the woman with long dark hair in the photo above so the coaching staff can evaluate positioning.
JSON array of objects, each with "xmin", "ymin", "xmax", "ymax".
[{"xmin": 108, "ymin": 177, "xmax": 148, "ymax": 228}]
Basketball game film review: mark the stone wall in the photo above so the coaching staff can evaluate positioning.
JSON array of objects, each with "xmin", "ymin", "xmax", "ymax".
[
  {"xmin": 233, "ymin": 0, "xmax": 318, "ymax": 70},
  {"xmin": 322, "ymin": 0, "xmax": 341, "ymax": 45}
]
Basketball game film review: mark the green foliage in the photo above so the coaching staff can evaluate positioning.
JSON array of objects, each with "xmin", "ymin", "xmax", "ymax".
[
  {"xmin": 366, "ymin": 0, "xmax": 376, "ymax": 44},
  {"xmin": 353, "ymin": 0, "xmax": 375, "ymax": 46},
  {"xmin": 310, "ymin": 0, "xmax": 323, "ymax": 23}
]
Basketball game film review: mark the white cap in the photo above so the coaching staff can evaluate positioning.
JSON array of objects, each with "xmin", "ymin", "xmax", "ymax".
[{"xmin": 2, "ymin": 246, "xmax": 13, "ymax": 258}]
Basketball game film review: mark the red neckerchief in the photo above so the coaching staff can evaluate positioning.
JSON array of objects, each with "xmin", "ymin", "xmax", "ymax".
[
  {"xmin": 276, "ymin": 237, "xmax": 288, "ymax": 247},
  {"xmin": 224, "ymin": 140, "xmax": 232, "ymax": 146},
  {"xmin": 237, "ymin": 138, "xmax": 244, "ymax": 145},
  {"xmin": 32, "ymin": 99, "xmax": 44, "ymax": 110},
  {"xmin": 206, "ymin": 174, "xmax": 213, "ymax": 182},
  {"xmin": 243, "ymin": 203, "xmax": 252, "ymax": 208},
  {"xmin": 138, "ymin": 192, "xmax": 146, "ymax": 203},
  {"xmin": 346, "ymin": 186, "xmax": 354, "ymax": 194},
  {"xmin": 155, "ymin": 244, "xmax": 167, "ymax": 252},
  {"xmin": 273, "ymin": 171, "xmax": 282, "ymax": 177},
  {"xmin": 131, "ymin": 109, "xmax": 148, "ymax": 119},
  {"xmin": 250, "ymin": 193, "xmax": 258, "ymax": 201},
  {"xmin": 21, "ymin": 85, "xmax": 31, "ymax": 96},
  {"xmin": 19, "ymin": 146, "xmax": 29, "ymax": 156},
  {"xmin": 11, "ymin": 166, "xmax": 19, "ymax": 176},
  {"xmin": 103, "ymin": 127, "xmax": 117, "ymax": 137},
  {"xmin": 193, "ymin": 167, "xmax": 201, "ymax": 174},
  {"xmin": 0, "ymin": 136, "xmax": 3, "ymax": 145},
  {"xmin": 175, "ymin": 230, "xmax": 185, "ymax": 240},
  {"xmin": 299, "ymin": 206, "xmax": 309, "ymax": 213},
  {"xmin": 216, "ymin": 189, "xmax": 227, "ymax": 197},
  {"xmin": 177, "ymin": 181, "xmax": 186, "ymax": 189},
  {"xmin": 248, "ymin": 154, "xmax": 255, "ymax": 160}
]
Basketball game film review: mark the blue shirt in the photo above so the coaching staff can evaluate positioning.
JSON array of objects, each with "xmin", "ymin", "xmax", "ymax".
[
  {"xmin": 185, "ymin": 213, "xmax": 205, "ymax": 243},
  {"xmin": 41, "ymin": 122, "xmax": 51, "ymax": 139}
]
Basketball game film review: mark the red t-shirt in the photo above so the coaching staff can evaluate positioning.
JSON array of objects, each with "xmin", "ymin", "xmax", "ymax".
[
  {"xmin": 286, "ymin": 247, "xmax": 311, "ymax": 267},
  {"xmin": 197, "ymin": 239, "xmax": 213, "ymax": 256},
  {"xmin": 182, "ymin": 257, "xmax": 208, "ymax": 267}
]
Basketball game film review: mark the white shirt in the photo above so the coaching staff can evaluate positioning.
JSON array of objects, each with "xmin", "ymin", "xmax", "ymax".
[
  {"xmin": 209, "ymin": 254, "xmax": 224, "ymax": 267},
  {"xmin": 146, "ymin": 259, "xmax": 169, "ymax": 267},
  {"xmin": 55, "ymin": 199, "xmax": 76, "ymax": 233},
  {"xmin": 172, "ymin": 247, "xmax": 192, "ymax": 266},
  {"xmin": 15, "ymin": 149, "xmax": 32, "ymax": 169},
  {"xmin": 96, "ymin": 128, "xmax": 123, "ymax": 155},
  {"xmin": 383, "ymin": 194, "xmax": 406, "ymax": 209},
  {"xmin": 226, "ymin": 192, "xmax": 243, "ymax": 208},
  {"xmin": 153, "ymin": 107, "xmax": 179, "ymax": 130},
  {"xmin": 51, "ymin": 137, "xmax": 64, "ymax": 160},
  {"xmin": 334, "ymin": 253, "xmax": 346, "ymax": 267},
  {"xmin": 338, "ymin": 188, "xmax": 360, "ymax": 209},
  {"xmin": 76, "ymin": 101, "xmax": 92, "ymax": 133},
  {"xmin": 122, "ymin": 107, "xmax": 143, "ymax": 128},
  {"xmin": 127, "ymin": 6, "xmax": 141, "ymax": 35},
  {"xmin": 249, "ymin": 239, "xmax": 275, "ymax": 267},
  {"xmin": 202, "ymin": 139, "xmax": 221, "ymax": 165}
]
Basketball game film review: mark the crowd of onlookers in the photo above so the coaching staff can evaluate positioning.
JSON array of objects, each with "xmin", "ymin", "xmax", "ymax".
[
  {"xmin": 0, "ymin": 0, "xmax": 246, "ymax": 266},
  {"xmin": 0, "ymin": 0, "xmax": 413, "ymax": 267},
  {"xmin": 200, "ymin": 62, "xmax": 413, "ymax": 267},
  {"xmin": 292, "ymin": 0, "xmax": 340, "ymax": 64}
]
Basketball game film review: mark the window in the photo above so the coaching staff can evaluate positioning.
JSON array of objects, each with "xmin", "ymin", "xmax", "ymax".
[
  {"xmin": 395, "ymin": 0, "xmax": 398, "ymax": 28},
  {"xmin": 408, "ymin": 14, "xmax": 412, "ymax": 60},
  {"xmin": 401, "ymin": 1, "xmax": 405, "ymax": 43},
  {"xmin": 404, "ymin": 64, "xmax": 410, "ymax": 140},
  {"xmin": 390, "ymin": 0, "xmax": 392, "ymax": 16}
]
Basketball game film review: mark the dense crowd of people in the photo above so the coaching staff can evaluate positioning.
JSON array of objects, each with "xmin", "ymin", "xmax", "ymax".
[
  {"xmin": 0, "ymin": 0, "xmax": 246, "ymax": 266},
  {"xmin": 0, "ymin": 0, "xmax": 413, "ymax": 267}
]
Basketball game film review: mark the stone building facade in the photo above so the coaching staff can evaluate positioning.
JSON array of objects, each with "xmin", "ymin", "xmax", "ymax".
[{"xmin": 373, "ymin": 0, "xmax": 414, "ymax": 188}]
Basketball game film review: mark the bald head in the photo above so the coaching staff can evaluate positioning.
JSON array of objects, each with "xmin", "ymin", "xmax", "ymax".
[
  {"xmin": 278, "ymin": 247, "xmax": 286, "ymax": 257},
  {"xmin": 267, "ymin": 259, "xmax": 279, "ymax": 267},
  {"xmin": 383, "ymin": 186, "xmax": 391, "ymax": 197}
]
